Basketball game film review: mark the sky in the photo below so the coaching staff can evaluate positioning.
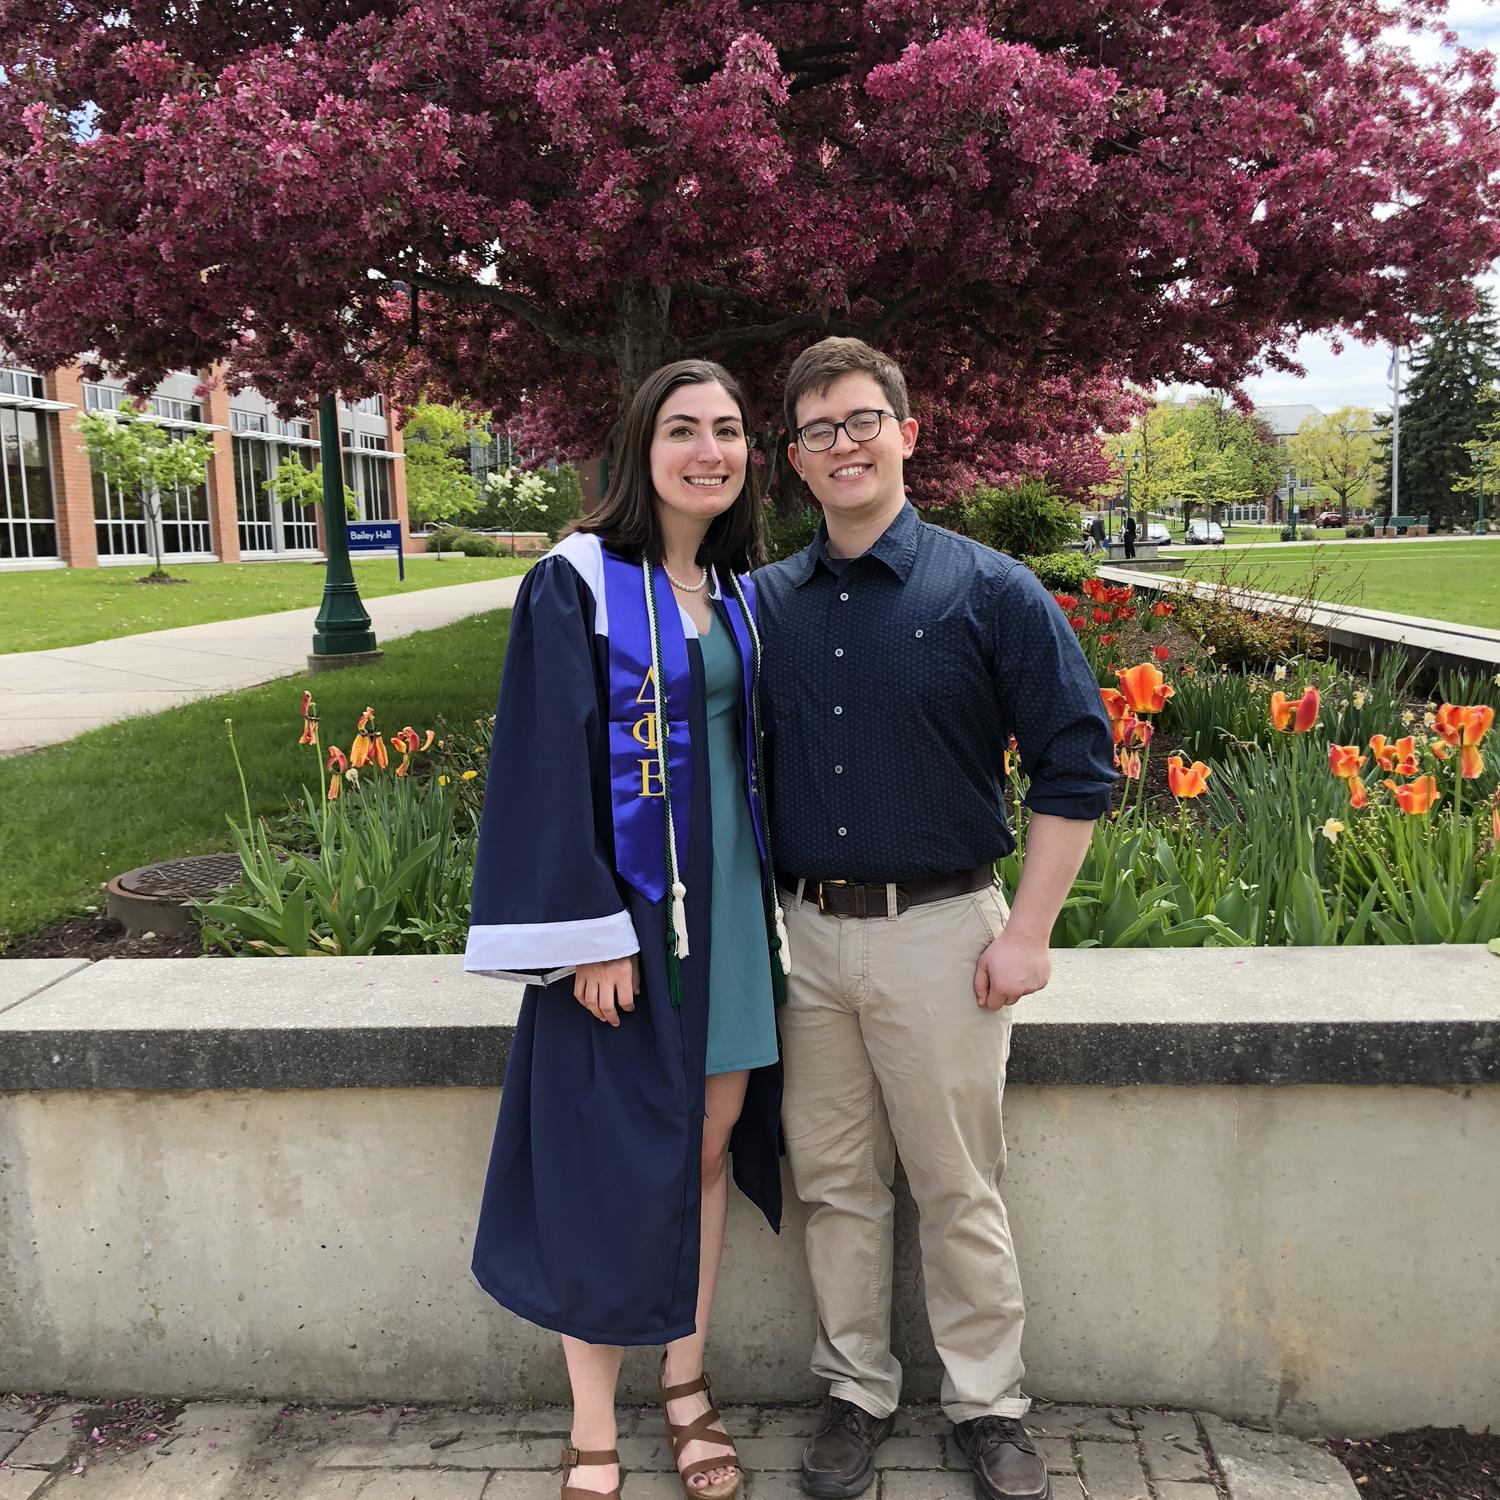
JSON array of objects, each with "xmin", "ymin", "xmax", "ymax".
[{"xmin": 1188, "ymin": 0, "xmax": 1500, "ymax": 418}]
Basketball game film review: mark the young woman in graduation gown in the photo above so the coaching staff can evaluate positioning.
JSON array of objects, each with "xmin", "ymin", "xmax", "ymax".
[{"xmin": 464, "ymin": 360, "xmax": 790, "ymax": 1500}]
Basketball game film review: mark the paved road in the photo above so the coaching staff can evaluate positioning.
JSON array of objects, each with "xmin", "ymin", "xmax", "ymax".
[
  {"xmin": 0, "ymin": 1393, "xmax": 1358, "ymax": 1499},
  {"xmin": 0, "ymin": 577, "xmax": 525, "ymax": 757}
]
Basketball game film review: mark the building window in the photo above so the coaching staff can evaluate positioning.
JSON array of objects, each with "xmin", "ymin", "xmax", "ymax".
[
  {"xmin": 85, "ymin": 383, "xmax": 204, "ymax": 426},
  {"xmin": 92, "ymin": 429, "xmax": 212, "ymax": 558},
  {"xmin": 0, "ymin": 367, "xmax": 47, "ymax": 401},
  {"xmin": 343, "ymin": 394, "xmax": 384, "ymax": 417},
  {"xmin": 0, "ymin": 406, "xmax": 58, "ymax": 560},
  {"xmin": 231, "ymin": 409, "xmax": 269, "ymax": 434},
  {"xmin": 234, "ymin": 437, "xmax": 320, "ymax": 554},
  {"xmin": 275, "ymin": 416, "xmax": 314, "ymax": 442},
  {"xmin": 340, "ymin": 435, "xmax": 393, "ymax": 520}
]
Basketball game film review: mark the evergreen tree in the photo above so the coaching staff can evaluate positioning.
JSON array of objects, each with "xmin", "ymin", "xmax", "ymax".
[{"xmin": 1372, "ymin": 291, "xmax": 1500, "ymax": 527}]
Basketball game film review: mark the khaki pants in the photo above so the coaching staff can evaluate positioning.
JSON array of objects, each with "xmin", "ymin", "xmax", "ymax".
[{"xmin": 780, "ymin": 881, "xmax": 1029, "ymax": 1421}]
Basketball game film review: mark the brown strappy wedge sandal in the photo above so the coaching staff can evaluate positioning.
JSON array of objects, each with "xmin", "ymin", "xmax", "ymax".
[
  {"xmin": 559, "ymin": 1443, "xmax": 622, "ymax": 1500},
  {"xmin": 660, "ymin": 1356, "xmax": 743, "ymax": 1500}
]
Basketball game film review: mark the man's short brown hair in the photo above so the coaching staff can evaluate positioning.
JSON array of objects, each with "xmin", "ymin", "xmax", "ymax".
[{"xmin": 783, "ymin": 336, "xmax": 910, "ymax": 439}]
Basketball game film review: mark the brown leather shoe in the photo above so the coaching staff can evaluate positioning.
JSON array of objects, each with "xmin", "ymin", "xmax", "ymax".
[
  {"xmin": 799, "ymin": 1396, "xmax": 895, "ymax": 1498},
  {"xmin": 952, "ymin": 1417, "xmax": 1050, "ymax": 1500}
]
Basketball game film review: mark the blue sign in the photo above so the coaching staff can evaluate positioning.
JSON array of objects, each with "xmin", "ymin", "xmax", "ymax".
[{"xmin": 346, "ymin": 521, "xmax": 405, "ymax": 580}]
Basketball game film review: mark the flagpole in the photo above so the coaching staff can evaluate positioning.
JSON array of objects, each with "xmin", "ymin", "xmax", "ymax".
[{"xmin": 1389, "ymin": 346, "xmax": 1402, "ymax": 521}]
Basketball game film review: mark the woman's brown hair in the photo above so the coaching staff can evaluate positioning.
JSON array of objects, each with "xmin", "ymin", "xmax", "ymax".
[{"xmin": 569, "ymin": 359, "xmax": 767, "ymax": 572}]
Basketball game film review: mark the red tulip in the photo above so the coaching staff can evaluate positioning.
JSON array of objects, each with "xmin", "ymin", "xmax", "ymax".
[
  {"xmin": 1151, "ymin": 645, "xmax": 1170, "ymax": 663},
  {"xmin": 1151, "ymin": 601, "xmax": 1175, "ymax": 618},
  {"xmin": 1269, "ymin": 686, "xmax": 1319, "ymax": 733}
]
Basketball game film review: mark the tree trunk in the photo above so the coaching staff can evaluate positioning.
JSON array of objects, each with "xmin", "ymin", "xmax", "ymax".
[{"xmin": 605, "ymin": 281, "xmax": 681, "ymax": 462}]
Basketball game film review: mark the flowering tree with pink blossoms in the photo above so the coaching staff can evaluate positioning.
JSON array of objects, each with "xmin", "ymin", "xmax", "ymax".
[{"xmin": 2, "ymin": 0, "xmax": 1498, "ymax": 502}]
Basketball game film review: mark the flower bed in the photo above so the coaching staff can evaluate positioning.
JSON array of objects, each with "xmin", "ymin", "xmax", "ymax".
[{"xmin": 198, "ymin": 581, "xmax": 1500, "ymax": 954}]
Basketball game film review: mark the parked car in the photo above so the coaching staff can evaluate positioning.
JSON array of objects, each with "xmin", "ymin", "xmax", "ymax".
[
  {"xmin": 1143, "ymin": 521, "xmax": 1171, "ymax": 544},
  {"xmin": 1317, "ymin": 510, "xmax": 1344, "ymax": 528},
  {"xmin": 1185, "ymin": 519, "xmax": 1225, "ymax": 545}
]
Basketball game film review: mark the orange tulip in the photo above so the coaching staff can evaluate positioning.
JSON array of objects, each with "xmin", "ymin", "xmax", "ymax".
[
  {"xmin": 1116, "ymin": 662, "xmax": 1175, "ymax": 715},
  {"xmin": 1347, "ymin": 776, "xmax": 1369, "ymax": 809},
  {"xmin": 1383, "ymin": 774, "xmax": 1441, "ymax": 815},
  {"xmin": 298, "ymin": 717, "xmax": 318, "ymax": 746},
  {"xmin": 1166, "ymin": 753, "xmax": 1211, "ymax": 798},
  {"xmin": 1270, "ymin": 685, "xmax": 1320, "ymax": 733},
  {"xmin": 301, "ymin": 691, "xmax": 314, "ymax": 719},
  {"xmin": 1491, "ymin": 787, "xmax": 1500, "ymax": 843},
  {"xmin": 1433, "ymin": 703, "xmax": 1494, "ymax": 779},
  {"xmin": 1082, "ymin": 578, "xmax": 1107, "ymax": 602},
  {"xmin": 1100, "ymin": 687, "xmax": 1130, "ymax": 724},
  {"xmin": 1328, "ymin": 744, "xmax": 1366, "ymax": 779},
  {"xmin": 1004, "ymin": 734, "xmax": 1018, "ymax": 777},
  {"xmin": 1119, "ymin": 748, "xmax": 1143, "ymax": 780},
  {"xmin": 1151, "ymin": 601, "xmax": 1175, "ymax": 618},
  {"xmin": 1370, "ymin": 734, "xmax": 1419, "ymax": 775}
]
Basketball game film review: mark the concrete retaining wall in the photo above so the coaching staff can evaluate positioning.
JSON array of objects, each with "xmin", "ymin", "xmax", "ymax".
[{"xmin": 2, "ymin": 947, "xmax": 1497, "ymax": 1436}]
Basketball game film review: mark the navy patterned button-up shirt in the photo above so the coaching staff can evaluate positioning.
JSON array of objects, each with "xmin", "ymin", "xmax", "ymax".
[{"xmin": 753, "ymin": 501, "xmax": 1116, "ymax": 883}]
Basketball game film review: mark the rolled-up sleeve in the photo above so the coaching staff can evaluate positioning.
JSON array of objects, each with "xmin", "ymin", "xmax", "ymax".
[{"xmin": 994, "ymin": 567, "xmax": 1117, "ymax": 820}]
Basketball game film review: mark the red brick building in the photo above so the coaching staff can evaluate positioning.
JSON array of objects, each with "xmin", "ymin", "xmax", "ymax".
[{"xmin": 1, "ymin": 360, "xmax": 407, "ymax": 569}]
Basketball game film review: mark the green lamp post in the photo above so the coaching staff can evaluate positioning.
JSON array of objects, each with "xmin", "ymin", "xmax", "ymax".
[
  {"xmin": 1477, "ymin": 444, "xmax": 1490, "ymax": 537},
  {"xmin": 308, "ymin": 392, "xmax": 382, "ymax": 671}
]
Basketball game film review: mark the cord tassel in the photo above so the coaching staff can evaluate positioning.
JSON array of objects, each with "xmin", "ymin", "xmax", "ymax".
[
  {"xmin": 773, "ymin": 901, "xmax": 792, "ymax": 975},
  {"xmin": 671, "ymin": 881, "xmax": 690, "ymax": 959}
]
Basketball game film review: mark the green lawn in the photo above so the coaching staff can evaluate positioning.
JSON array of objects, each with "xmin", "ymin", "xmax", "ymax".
[
  {"xmin": 0, "ymin": 555, "xmax": 532, "ymax": 654},
  {"xmin": 1180, "ymin": 539, "xmax": 1500, "ymax": 629},
  {"xmin": 0, "ymin": 609, "xmax": 511, "ymax": 942}
]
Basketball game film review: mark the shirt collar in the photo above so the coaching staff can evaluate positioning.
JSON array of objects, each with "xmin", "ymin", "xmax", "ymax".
[{"xmin": 792, "ymin": 500, "xmax": 922, "ymax": 587}]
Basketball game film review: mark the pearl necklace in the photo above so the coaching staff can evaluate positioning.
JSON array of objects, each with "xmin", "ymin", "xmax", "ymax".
[{"xmin": 663, "ymin": 561, "xmax": 709, "ymax": 593}]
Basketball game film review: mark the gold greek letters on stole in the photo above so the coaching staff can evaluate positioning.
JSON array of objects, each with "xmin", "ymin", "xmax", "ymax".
[{"xmin": 631, "ymin": 668, "xmax": 663, "ymax": 797}]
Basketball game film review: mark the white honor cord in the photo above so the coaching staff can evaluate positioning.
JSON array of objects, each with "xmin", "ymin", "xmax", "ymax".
[{"xmin": 643, "ymin": 559, "xmax": 689, "ymax": 958}]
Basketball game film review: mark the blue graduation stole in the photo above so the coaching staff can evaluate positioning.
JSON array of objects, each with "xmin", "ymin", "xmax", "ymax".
[{"xmin": 601, "ymin": 548, "xmax": 693, "ymax": 904}]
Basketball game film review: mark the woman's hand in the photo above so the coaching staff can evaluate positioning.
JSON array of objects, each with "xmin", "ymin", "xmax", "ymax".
[{"xmin": 573, "ymin": 955, "xmax": 641, "ymax": 1026}]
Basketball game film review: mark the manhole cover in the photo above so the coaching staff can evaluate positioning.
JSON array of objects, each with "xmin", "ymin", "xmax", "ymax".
[{"xmin": 115, "ymin": 853, "xmax": 244, "ymax": 902}]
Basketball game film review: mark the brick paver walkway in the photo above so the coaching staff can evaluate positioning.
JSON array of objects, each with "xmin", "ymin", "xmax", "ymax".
[{"xmin": 0, "ymin": 1394, "xmax": 1359, "ymax": 1499}]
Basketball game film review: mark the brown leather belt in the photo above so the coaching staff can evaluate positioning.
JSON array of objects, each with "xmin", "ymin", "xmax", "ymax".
[{"xmin": 778, "ymin": 865, "xmax": 996, "ymax": 918}]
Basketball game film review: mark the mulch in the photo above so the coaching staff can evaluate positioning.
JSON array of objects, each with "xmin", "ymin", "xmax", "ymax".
[
  {"xmin": 2, "ymin": 913, "xmax": 202, "ymax": 961},
  {"xmin": 1329, "ymin": 1428, "xmax": 1500, "ymax": 1499}
]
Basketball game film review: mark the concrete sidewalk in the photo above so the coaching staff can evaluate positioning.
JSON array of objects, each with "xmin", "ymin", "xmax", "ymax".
[
  {"xmin": 0, "ymin": 1394, "xmax": 1360, "ymax": 1499},
  {"xmin": 0, "ymin": 577, "xmax": 525, "ymax": 757}
]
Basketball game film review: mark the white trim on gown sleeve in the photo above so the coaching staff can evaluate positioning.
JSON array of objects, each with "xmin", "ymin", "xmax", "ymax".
[{"xmin": 464, "ymin": 909, "xmax": 640, "ymax": 984}]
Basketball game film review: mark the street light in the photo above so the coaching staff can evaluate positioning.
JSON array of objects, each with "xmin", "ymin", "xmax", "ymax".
[
  {"xmin": 1114, "ymin": 446, "xmax": 1138, "ymax": 546},
  {"xmin": 308, "ymin": 391, "xmax": 381, "ymax": 672},
  {"xmin": 1478, "ymin": 444, "xmax": 1490, "ymax": 537}
]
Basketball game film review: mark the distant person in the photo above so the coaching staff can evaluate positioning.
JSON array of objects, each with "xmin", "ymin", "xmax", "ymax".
[
  {"xmin": 1122, "ymin": 512, "xmax": 1138, "ymax": 560},
  {"xmin": 1087, "ymin": 515, "xmax": 1106, "ymax": 555}
]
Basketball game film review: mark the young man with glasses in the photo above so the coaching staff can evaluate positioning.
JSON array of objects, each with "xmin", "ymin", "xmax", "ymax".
[{"xmin": 754, "ymin": 338, "xmax": 1116, "ymax": 1500}]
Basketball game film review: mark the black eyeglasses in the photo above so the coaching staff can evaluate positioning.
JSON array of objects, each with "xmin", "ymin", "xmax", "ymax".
[{"xmin": 796, "ymin": 409, "xmax": 897, "ymax": 453}]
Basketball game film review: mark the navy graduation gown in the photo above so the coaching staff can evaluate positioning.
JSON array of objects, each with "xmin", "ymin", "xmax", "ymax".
[{"xmin": 464, "ymin": 532, "xmax": 783, "ymax": 1345}]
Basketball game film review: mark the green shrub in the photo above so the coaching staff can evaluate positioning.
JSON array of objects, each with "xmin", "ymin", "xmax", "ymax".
[
  {"xmin": 960, "ymin": 478, "xmax": 1077, "ymax": 558},
  {"xmin": 1298, "ymin": 527, "xmax": 1317, "ymax": 541},
  {"xmin": 429, "ymin": 527, "xmax": 500, "ymax": 557},
  {"xmin": 1344, "ymin": 526, "xmax": 1364, "ymax": 538},
  {"xmin": 764, "ymin": 502, "xmax": 821, "ymax": 563},
  {"xmin": 1362, "ymin": 521, "xmax": 1376, "ymax": 537},
  {"xmin": 1175, "ymin": 592, "xmax": 1324, "ymax": 668},
  {"xmin": 1279, "ymin": 527, "xmax": 1295, "ymax": 541},
  {"xmin": 1021, "ymin": 550, "xmax": 1097, "ymax": 592}
]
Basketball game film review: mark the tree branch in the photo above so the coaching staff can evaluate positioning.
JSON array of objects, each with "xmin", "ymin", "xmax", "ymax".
[{"xmin": 380, "ymin": 268, "xmax": 609, "ymax": 358}]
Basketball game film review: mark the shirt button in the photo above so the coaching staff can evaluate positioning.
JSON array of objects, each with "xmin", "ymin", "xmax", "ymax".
[
  {"xmin": 915, "ymin": 629, "xmax": 924, "ymax": 638},
  {"xmin": 835, "ymin": 648, "xmax": 844, "ymax": 658},
  {"xmin": 838, "ymin": 827, "xmax": 847, "ymax": 836},
  {"xmin": 834, "ymin": 765, "xmax": 843, "ymax": 774},
  {"xmin": 839, "ymin": 592, "xmax": 850, "ymax": 602},
  {"xmin": 834, "ymin": 706, "xmax": 843, "ymax": 715}
]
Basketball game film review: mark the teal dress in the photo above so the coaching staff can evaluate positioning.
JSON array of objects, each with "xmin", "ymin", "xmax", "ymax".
[{"xmin": 699, "ymin": 615, "xmax": 779, "ymax": 1076}]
